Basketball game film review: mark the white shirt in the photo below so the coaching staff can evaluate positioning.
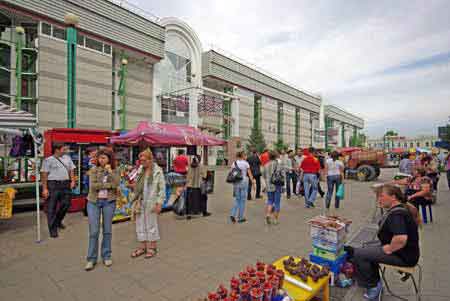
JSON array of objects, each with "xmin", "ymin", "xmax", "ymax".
[
  {"xmin": 234, "ymin": 159, "xmax": 250, "ymax": 179},
  {"xmin": 41, "ymin": 155, "xmax": 75, "ymax": 180},
  {"xmin": 326, "ymin": 158, "xmax": 344, "ymax": 176}
]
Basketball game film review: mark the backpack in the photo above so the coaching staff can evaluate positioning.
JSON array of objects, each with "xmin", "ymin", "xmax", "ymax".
[
  {"xmin": 270, "ymin": 161, "xmax": 285, "ymax": 186},
  {"xmin": 226, "ymin": 162, "xmax": 243, "ymax": 183}
]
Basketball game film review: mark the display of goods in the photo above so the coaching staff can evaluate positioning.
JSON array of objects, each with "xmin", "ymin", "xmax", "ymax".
[
  {"xmin": 282, "ymin": 256, "xmax": 330, "ymax": 283},
  {"xmin": 230, "ymin": 277, "xmax": 240, "ymax": 292},
  {"xmin": 217, "ymin": 284, "xmax": 228, "ymax": 299},
  {"xmin": 263, "ymin": 281, "xmax": 273, "ymax": 301},
  {"xmin": 246, "ymin": 265, "xmax": 257, "ymax": 277},
  {"xmin": 308, "ymin": 215, "xmax": 347, "ymax": 244},
  {"xmin": 256, "ymin": 261, "xmax": 266, "ymax": 272},
  {"xmin": 239, "ymin": 283, "xmax": 251, "ymax": 300},
  {"xmin": 250, "ymin": 287, "xmax": 263, "ymax": 301},
  {"xmin": 312, "ymin": 238, "xmax": 345, "ymax": 253},
  {"xmin": 239, "ymin": 271, "xmax": 250, "ymax": 283},
  {"xmin": 256, "ymin": 271, "xmax": 266, "ymax": 283},
  {"xmin": 207, "ymin": 292, "xmax": 219, "ymax": 301},
  {"xmin": 312, "ymin": 246, "xmax": 345, "ymax": 261},
  {"xmin": 275, "ymin": 270, "xmax": 285, "ymax": 288},
  {"xmin": 341, "ymin": 262, "xmax": 355, "ymax": 278},
  {"xmin": 309, "ymin": 253, "xmax": 347, "ymax": 285}
]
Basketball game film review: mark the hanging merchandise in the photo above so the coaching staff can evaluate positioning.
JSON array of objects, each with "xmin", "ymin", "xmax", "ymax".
[
  {"xmin": 22, "ymin": 133, "xmax": 34, "ymax": 157},
  {"xmin": 9, "ymin": 135, "xmax": 24, "ymax": 157}
]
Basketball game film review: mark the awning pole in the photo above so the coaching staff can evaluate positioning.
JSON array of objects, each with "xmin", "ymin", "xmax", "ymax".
[{"xmin": 34, "ymin": 140, "xmax": 41, "ymax": 243}]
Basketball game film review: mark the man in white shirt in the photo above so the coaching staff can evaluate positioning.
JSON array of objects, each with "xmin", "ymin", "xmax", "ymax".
[{"xmin": 41, "ymin": 143, "xmax": 76, "ymax": 238}]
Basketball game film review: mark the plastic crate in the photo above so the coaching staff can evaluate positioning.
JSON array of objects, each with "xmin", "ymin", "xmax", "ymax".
[
  {"xmin": 310, "ymin": 224, "xmax": 347, "ymax": 244},
  {"xmin": 312, "ymin": 238, "xmax": 345, "ymax": 253},
  {"xmin": 0, "ymin": 189, "xmax": 15, "ymax": 219},
  {"xmin": 310, "ymin": 252, "xmax": 347, "ymax": 285},
  {"xmin": 312, "ymin": 246, "xmax": 345, "ymax": 261}
]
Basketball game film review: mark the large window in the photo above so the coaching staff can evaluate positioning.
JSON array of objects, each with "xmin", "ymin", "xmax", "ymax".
[
  {"xmin": 161, "ymin": 94, "xmax": 189, "ymax": 124},
  {"xmin": 40, "ymin": 22, "xmax": 111, "ymax": 56}
]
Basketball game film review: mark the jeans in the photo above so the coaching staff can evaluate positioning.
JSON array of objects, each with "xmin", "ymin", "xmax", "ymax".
[
  {"xmin": 248, "ymin": 175, "xmax": 262, "ymax": 199},
  {"xmin": 267, "ymin": 185, "xmax": 282, "ymax": 212},
  {"xmin": 87, "ymin": 200, "xmax": 116, "ymax": 263},
  {"xmin": 352, "ymin": 246, "xmax": 412, "ymax": 288},
  {"xmin": 47, "ymin": 181, "xmax": 72, "ymax": 235},
  {"xmin": 231, "ymin": 178, "xmax": 248, "ymax": 220},
  {"xmin": 326, "ymin": 175, "xmax": 342, "ymax": 208},
  {"xmin": 303, "ymin": 173, "xmax": 318, "ymax": 205},
  {"xmin": 285, "ymin": 171, "xmax": 297, "ymax": 197}
]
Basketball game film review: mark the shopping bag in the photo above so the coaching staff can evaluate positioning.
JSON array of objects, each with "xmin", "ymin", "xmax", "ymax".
[
  {"xmin": 336, "ymin": 184, "xmax": 345, "ymax": 200},
  {"xmin": 172, "ymin": 194, "xmax": 186, "ymax": 216}
]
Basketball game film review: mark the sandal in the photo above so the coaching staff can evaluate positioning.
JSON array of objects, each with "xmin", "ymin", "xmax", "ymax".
[
  {"xmin": 131, "ymin": 248, "xmax": 146, "ymax": 258},
  {"xmin": 145, "ymin": 248, "xmax": 158, "ymax": 259}
]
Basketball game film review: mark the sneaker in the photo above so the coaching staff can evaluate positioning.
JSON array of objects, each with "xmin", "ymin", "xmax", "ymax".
[
  {"xmin": 364, "ymin": 281, "xmax": 382, "ymax": 300},
  {"xmin": 104, "ymin": 259, "xmax": 113, "ymax": 267},
  {"xmin": 85, "ymin": 261, "xmax": 95, "ymax": 271},
  {"xmin": 230, "ymin": 216, "xmax": 236, "ymax": 224},
  {"xmin": 58, "ymin": 224, "xmax": 66, "ymax": 230},
  {"xmin": 238, "ymin": 218, "xmax": 247, "ymax": 223},
  {"xmin": 265, "ymin": 216, "xmax": 272, "ymax": 225},
  {"xmin": 304, "ymin": 204, "xmax": 311, "ymax": 208},
  {"xmin": 273, "ymin": 219, "xmax": 279, "ymax": 225},
  {"xmin": 309, "ymin": 203, "xmax": 316, "ymax": 208},
  {"xmin": 49, "ymin": 231, "xmax": 58, "ymax": 238},
  {"xmin": 202, "ymin": 212, "xmax": 212, "ymax": 217}
]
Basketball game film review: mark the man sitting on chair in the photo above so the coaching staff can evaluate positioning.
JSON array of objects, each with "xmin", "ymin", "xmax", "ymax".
[{"xmin": 346, "ymin": 184, "xmax": 420, "ymax": 300}]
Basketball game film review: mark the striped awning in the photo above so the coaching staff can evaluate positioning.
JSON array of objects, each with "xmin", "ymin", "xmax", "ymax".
[{"xmin": 0, "ymin": 102, "xmax": 37, "ymax": 129}]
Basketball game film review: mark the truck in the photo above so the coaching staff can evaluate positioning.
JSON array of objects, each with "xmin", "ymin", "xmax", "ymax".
[{"xmin": 339, "ymin": 149, "xmax": 386, "ymax": 181}]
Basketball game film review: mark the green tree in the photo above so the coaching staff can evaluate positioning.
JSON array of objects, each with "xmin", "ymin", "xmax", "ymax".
[
  {"xmin": 246, "ymin": 126, "xmax": 267, "ymax": 153},
  {"xmin": 385, "ymin": 130, "xmax": 398, "ymax": 137},
  {"xmin": 274, "ymin": 138, "xmax": 288, "ymax": 152},
  {"xmin": 350, "ymin": 133, "xmax": 367, "ymax": 147}
]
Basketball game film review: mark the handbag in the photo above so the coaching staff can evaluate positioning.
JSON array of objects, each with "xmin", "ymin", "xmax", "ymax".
[
  {"xmin": 336, "ymin": 183, "xmax": 345, "ymax": 199},
  {"xmin": 172, "ymin": 193, "xmax": 186, "ymax": 216},
  {"xmin": 270, "ymin": 162, "xmax": 285, "ymax": 186},
  {"xmin": 226, "ymin": 162, "xmax": 243, "ymax": 183}
]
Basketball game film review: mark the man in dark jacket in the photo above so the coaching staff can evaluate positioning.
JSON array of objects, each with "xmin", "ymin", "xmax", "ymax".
[{"xmin": 247, "ymin": 148, "xmax": 262, "ymax": 200}]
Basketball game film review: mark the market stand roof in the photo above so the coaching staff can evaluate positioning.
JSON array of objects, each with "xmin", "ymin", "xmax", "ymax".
[
  {"xmin": 110, "ymin": 121, "xmax": 226, "ymax": 146},
  {"xmin": 0, "ymin": 102, "xmax": 37, "ymax": 129}
]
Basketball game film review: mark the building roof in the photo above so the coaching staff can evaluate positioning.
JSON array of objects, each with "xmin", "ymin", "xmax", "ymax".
[
  {"xmin": 324, "ymin": 105, "xmax": 364, "ymax": 129},
  {"xmin": 0, "ymin": 102, "xmax": 37, "ymax": 129}
]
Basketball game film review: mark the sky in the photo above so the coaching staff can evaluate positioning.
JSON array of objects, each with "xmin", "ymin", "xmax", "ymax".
[{"xmin": 132, "ymin": 0, "xmax": 450, "ymax": 139}]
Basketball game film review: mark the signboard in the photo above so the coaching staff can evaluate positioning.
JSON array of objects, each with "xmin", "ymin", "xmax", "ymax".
[
  {"xmin": 327, "ymin": 128, "xmax": 339, "ymax": 145},
  {"xmin": 313, "ymin": 128, "xmax": 325, "ymax": 143},
  {"xmin": 438, "ymin": 126, "xmax": 449, "ymax": 140}
]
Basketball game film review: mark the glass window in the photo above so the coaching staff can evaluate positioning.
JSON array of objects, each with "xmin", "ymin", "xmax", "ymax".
[
  {"xmin": 52, "ymin": 26, "xmax": 66, "ymax": 40},
  {"xmin": 41, "ymin": 22, "xmax": 51, "ymax": 36},
  {"xmin": 404, "ymin": 143, "xmax": 408, "ymax": 148},
  {"xmin": 425, "ymin": 142, "xmax": 430, "ymax": 147},
  {"xmin": 85, "ymin": 37, "xmax": 103, "ymax": 52},
  {"xmin": 77, "ymin": 33, "xmax": 84, "ymax": 46},
  {"xmin": 103, "ymin": 44, "xmax": 111, "ymax": 55},
  {"xmin": 417, "ymin": 142, "xmax": 420, "ymax": 147}
]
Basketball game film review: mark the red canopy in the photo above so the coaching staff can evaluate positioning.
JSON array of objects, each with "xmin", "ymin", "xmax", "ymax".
[
  {"xmin": 110, "ymin": 121, "xmax": 226, "ymax": 146},
  {"xmin": 337, "ymin": 147, "xmax": 363, "ymax": 154},
  {"xmin": 390, "ymin": 148, "xmax": 406, "ymax": 154}
]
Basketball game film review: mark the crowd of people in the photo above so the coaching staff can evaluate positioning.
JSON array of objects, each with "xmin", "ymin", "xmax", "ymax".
[
  {"xmin": 40, "ymin": 142, "xmax": 450, "ymax": 286},
  {"xmin": 228, "ymin": 147, "xmax": 345, "ymax": 225}
]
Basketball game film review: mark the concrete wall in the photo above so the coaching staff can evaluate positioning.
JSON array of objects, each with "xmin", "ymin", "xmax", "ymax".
[
  {"xmin": 119, "ymin": 58, "xmax": 153, "ymax": 129},
  {"xmin": 261, "ymin": 97, "xmax": 277, "ymax": 147},
  {"xmin": 238, "ymin": 93, "xmax": 253, "ymax": 145},
  {"xmin": 283, "ymin": 102, "xmax": 296, "ymax": 148},
  {"xmin": 77, "ymin": 46, "xmax": 112, "ymax": 129},
  {"xmin": 38, "ymin": 36, "xmax": 67, "ymax": 129},
  {"xmin": 299, "ymin": 109, "xmax": 312, "ymax": 148}
]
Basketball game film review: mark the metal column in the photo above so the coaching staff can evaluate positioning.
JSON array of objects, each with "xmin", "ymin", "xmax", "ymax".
[
  {"xmin": 118, "ymin": 54, "xmax": 128, "ymax": 130},
  {"xmin": 66, "ymin": 25, "xmax": 77, "ymax": 128},
  {"xmin": 14, "ymin": 27, "xmax": 24, "ymax": 110}
]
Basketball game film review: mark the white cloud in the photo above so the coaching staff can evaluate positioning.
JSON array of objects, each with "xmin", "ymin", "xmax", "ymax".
[{"xmin": 134, "ymin": 0, "xmax": 450, "ymax": 138}]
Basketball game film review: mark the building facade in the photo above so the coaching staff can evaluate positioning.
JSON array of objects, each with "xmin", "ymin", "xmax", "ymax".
[
  {"xmin": 367, "ymin": 135, "xmax": 439, "ymax": 151},
  {"xmin": 0, "ymin": 0, "xmax": 164, "ymax": 131},
  {"xmin": 0, "ymin": 0, "xmax": 365, "ymax": 164},
  {"xmin": 323, "ymin": 105, "xmax": 364, "ymax": 149}
]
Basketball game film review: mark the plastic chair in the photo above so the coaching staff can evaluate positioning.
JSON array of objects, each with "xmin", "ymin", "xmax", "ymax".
[{"xmin": 379, "ymin": 263, "xmax": 422, "ymax": 301}]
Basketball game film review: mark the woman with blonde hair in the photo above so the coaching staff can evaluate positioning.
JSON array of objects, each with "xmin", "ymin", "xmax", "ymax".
[{"xmin": 130, "ymin": 149, "xmax": 165, "ymax": 259}]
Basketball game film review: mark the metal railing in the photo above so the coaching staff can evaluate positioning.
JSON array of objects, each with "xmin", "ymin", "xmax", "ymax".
[
  {"xmin": 208, "ymin": 44, "xmax": 321, "ymax": 99},
  {"xmin": 106, "ymin": 0, "xmax": 160, "ymax": 24}
]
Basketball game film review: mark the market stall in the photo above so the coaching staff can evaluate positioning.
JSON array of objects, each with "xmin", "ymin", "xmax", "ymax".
[
  {"xmin": 43, "ymin": 128, "xmax": 128, "ymax": 213},
  {"xmin": 0, "ymin": 102, "xmax": 40, "ymax": 241},
  {"xmin": 110, "ymin": 121, "xmax": 225, "ymax": 220}
]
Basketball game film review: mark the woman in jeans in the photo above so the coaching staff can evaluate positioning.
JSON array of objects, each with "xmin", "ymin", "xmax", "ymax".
[
  {"xmin": 85, "ymin": 149, "xmax": 120, "ymax": 271},
  {"xmin": 230, "ymin": 151, "xmax": 255, "ymax": 223},
  {"xmin": 324, "ymin": 151, "xmax": 344, "ymax": 209},
  {"xmin": 263, "ymin": 151, "xmax": 284, "ymax": 225},
  {"xmin": 130, "ymin": 149, "xmax": 165, "ymax": 259}
]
